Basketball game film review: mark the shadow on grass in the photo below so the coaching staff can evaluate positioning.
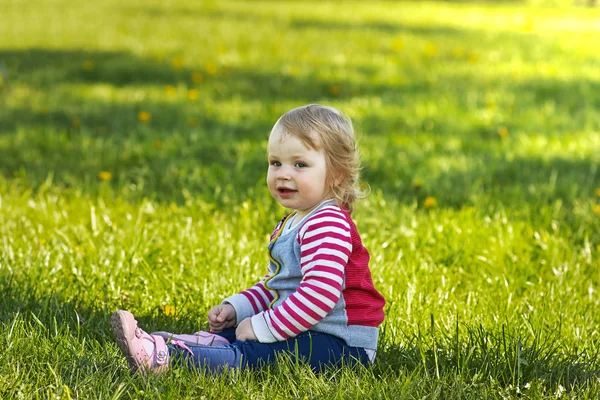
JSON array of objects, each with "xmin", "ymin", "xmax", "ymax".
[
  {"xmin": 0, "ymin": 47, "xmax": 599, "ymax": 207},
  {"xmin": 361, "ymin": 142, "xmax": 599, "ymax": 209},
  {"xmin": 514, "ymin": 77, "xmax": 600, "ymax": 115},
  {"xmin": 0, "ymin": 48, "xmax": 196, "ymax": 88},
  {"xmin": 125, "ymin": 4, "xmax": 526, "ymax": 41},
  {"xmin": 0, "ymin": 275, "xmax": 145, "ymax": 396},
  {"xmin": 0, "ymin": 48, "xmax": 431, "ymax": 104},
  {"xmin": 289, "ymin": 18, "xmax": 470, "ymax": 37},
  {"xmin": 0, "ymin": 274, "xmax": 197, "ymax": 342},
  {"xmin": 377, "ymin": 321, "xmax": 600, "ymax": 394},
  {"xmin": 122, "ymin": 4, "xmax": 466, "ymax": 37},
  {"xmin": 1, "ymin": 274, "xmax": 598, "ymax": 395}
]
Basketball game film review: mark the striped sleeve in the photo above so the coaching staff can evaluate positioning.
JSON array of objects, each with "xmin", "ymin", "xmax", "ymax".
[
  {"xmin": 251, "ymin": 207, "xmax": 352, "ymax": 342},
  {"xmin": 223, "ymin": 276, "xmax": 276, "ymax": 324}
]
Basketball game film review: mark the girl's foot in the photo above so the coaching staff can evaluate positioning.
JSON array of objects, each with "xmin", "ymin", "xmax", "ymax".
[
  {"xmin": 152, "ymin": 330, "xmax": 230, "ymax": 347},
  {"xmin": 110, "ymin": 310, "xmax": 169, "ymax": 373}
]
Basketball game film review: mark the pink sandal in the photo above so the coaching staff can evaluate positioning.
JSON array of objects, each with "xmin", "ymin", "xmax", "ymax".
[{"xmin": 111, "ymin": 310, "xmax": 170, "ymax": 373}]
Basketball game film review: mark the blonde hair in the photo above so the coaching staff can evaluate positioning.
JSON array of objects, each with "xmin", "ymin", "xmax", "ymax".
[{"xmin": 271, "ymin": 104, "xmax": 365, "ymax": 213}]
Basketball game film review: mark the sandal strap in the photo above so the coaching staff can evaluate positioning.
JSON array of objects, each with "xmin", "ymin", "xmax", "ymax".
[
  {"xmin": 171, "ymin": 340, "xmax": 194, "ymax": 356},
  {"xmin": 152, "ymin": 331, "xmax": 230, "ymax": 347}
]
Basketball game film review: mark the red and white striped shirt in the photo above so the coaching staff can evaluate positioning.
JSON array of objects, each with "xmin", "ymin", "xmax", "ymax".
[{"xmin": 225, "ymin": 202, "xmax": 385, "ymax": 349}]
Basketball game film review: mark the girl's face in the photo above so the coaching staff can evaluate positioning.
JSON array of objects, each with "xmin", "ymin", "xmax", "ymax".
[{"xmin": 267, "ymin": 129, "xmax": 330, "ymax": 220}]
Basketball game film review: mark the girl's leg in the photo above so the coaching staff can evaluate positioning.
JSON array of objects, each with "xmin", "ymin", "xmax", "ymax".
[
  {"xmin": 236, "ymin": 331, "xmax": 370, "ymax": 371},
  {"xmin": 169, "ymin": 331, "xmax": 370, "ymax": 373},
  {"xmin": 169, "ymin": 343, "xmax": 242, "ymax": 372},
  {"xmin": 212, "ymin": 327, "xmax": 237, "ymax": 343},
  {"xmin": 166, "ymin": 328, "xmax": 239, "ymax": 372}
]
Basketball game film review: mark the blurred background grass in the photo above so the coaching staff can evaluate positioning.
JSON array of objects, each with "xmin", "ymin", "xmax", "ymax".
[{"xmin": 1, "ymin": 0, "xmax": 598, "ymax": 208}]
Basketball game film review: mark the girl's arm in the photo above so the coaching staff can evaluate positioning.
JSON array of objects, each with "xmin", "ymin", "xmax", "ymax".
[
  {"xmin": 222, "ymin": 277, "xmax": 276, "ymax": 325},
  {"xmin": 251, "ymin": 207, "xmax": 352, "ymax": 342}
]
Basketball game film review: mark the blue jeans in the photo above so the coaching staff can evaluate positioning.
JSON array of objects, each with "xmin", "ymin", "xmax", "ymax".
[{"xmin": 168, "ymin": 328, "xmax": 370, "ymax": 373}]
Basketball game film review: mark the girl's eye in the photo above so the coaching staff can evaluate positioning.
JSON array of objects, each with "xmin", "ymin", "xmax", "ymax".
[
  {"xmin": 270, "ymin": 161, "xmax": 281, "ymax": 167},
  {"xmin": 295, "ymin": 162, "xmax": 307, "ymax": 168}
]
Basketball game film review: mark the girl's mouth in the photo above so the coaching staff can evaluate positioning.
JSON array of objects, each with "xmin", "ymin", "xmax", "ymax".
[{"xmin": 277, "ymin": 188, "xmax": 297, "ymax": 198}]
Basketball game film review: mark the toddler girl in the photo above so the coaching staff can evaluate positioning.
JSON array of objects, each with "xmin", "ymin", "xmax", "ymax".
[{"xmin": 111, "ymin": 104, "xmax": 386, "ymax": 373}]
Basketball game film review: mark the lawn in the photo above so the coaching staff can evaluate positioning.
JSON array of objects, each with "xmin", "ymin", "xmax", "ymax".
[{"xmin": 1, "ymin": 0, "xmax": 599, "ymax": 398}]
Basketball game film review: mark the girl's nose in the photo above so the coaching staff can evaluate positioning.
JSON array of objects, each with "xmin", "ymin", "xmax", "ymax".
[{"xmin": 277, "ymin": 167, "xmax": 292, "ymax": 180}]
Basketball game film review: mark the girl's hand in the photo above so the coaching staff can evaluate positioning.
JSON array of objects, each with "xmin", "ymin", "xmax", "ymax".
[
  {"xmin": 207, "ymin": 304, "xmax": 236, "ymax": 332},
  {"xmin": 235, "ymin": 317, "xmax": 257, "ymax": 341}
]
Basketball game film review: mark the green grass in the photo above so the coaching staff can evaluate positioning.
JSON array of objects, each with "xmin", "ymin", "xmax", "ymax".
[{"xmin": 1, "ymin": 0, "xmax": 600, "ymax": 398}]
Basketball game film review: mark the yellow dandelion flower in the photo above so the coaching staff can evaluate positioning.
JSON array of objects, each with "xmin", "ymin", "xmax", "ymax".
[
  {"xmin": 424, "ymin": 43, "xmax": 437, "ymax": 57},
  {"xmin": 424, "ymin": 196, "xmax": 437, "ymax": 208},
  {"xmin": 187, "ymin": 89, "xmax": 199, "ymax": 101},
  {"xmin": 172, "ymin": 56, "xmax": 184, "ymax": 70},
  {"xmin": 205, "ymin": 62, "xmax": 218, "ymax": 75},
  {"xmin": 98, "ymin": 171, "xmax": 112, "ymax": 181},
  {"xmin": 192, "ymin": 72, "xmax": 204, "ymax": 84},
  {"xmin": 328, "ymin": 84, "xmax": 341, "ymax": 97},
  {"xmin": 467, "ymin": 53, "xmax": 479, "ymax": 64},
  {"xmin": 83, "ymin": 60, "xmax": 95, "ymax": 70},
  {"xmin": 594, "ymin": 204, "xmax": 600, "ymax": 215},
  {"xmin": 595, "ymin": 188, "xmax": 600, "ymax": 197},
  {"xmin": 497, "ymin": 127, "xmax": 509, "ymax": 138},
  {"xmin": 164, "ymin": 85, "xmax": 177, "ymax": 97},
  {"xmin": 188, "ymin": 117, "xmax": 198, "ymax": 126},
  {"xmin": 162, "ymin": 305, "xmax": 176, "ymax": 317},
  {"xmin": 153, "ymin": 139, "xmax": 164, "ymax": 149},
  {"xmin": 72, "ymin": 118, "xmax": 81, "ymax": 128},
  {"xmin": 392, "ymin": 39, "xmax": 404, "ymax": 52},
  {"xmin": 413, "ymin": 179, "xmax": 423, "ymax": 188},
  {"xmin": 138, "ymin": 111, "xmax": 151, "ymax": 123}
]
